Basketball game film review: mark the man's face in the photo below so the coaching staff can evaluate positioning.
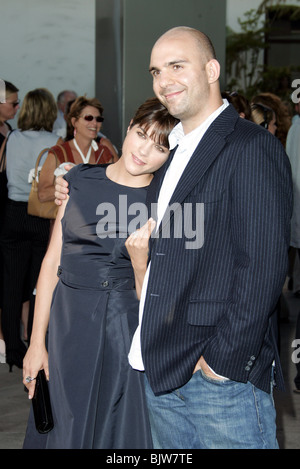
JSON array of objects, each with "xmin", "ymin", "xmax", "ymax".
[{"xmin": 149, "ymin": 33, "xmax": 211, "ymax": 132}]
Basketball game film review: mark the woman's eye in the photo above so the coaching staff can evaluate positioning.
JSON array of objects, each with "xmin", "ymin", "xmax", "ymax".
[
  {"xmin": 155, "ymin": 145, "xmax": 166, "ymax": 153},
  {"xmin": 137, "ymin": 131, "xmax": 146, "ymax": 139}
]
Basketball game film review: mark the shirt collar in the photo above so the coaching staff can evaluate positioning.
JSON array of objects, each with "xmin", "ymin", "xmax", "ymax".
[{"xmin": 168, "ymin": 99, "xmax": 229, "ymax": 150}]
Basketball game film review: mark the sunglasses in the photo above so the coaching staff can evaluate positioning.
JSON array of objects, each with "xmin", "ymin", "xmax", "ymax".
[
  {"xmin": 80, "ymin": 114, "xmax": 104, "ymax": 123},
  {"xmin": 0, "ymin": 100, "xmax": 20, "ymax": 108}
]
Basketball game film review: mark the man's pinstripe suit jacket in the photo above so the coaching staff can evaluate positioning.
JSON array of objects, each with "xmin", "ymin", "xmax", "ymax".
[{"xmin": 141, "ymin": 104, "xmax": 293, "ymax": 395}]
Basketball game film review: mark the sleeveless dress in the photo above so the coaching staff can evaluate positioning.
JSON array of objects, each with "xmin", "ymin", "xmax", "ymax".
[{"xmin": 23, "ymin": 164, "xmax": 152, "ymax": 449}]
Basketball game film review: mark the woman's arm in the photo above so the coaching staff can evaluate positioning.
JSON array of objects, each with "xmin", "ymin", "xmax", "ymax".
[
  {"xmin": 23, "ymin": 198, "xmax": 68, "ymax": 398},
  {"xmin": 125, "ymin": 219, "xmax": 156, "ymax": 299}
]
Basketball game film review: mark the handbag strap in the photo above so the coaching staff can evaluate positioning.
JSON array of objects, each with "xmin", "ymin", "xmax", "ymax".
[
  {"xmin": 54, "ymin": 144, "xmax": 68, "ymax": 164},
  {"xmin": 32, "ymin": 148, "xmax": 56, "ymax": 190},
  {"xmin": 0, "ymin": 130, "xmax": 15, "ymax": 172},
  {"xmin": 32, "ymin": 144, "xmax": 69, "ymax": 186}
]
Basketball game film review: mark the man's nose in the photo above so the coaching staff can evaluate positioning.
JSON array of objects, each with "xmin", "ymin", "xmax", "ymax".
[{"xmin": 157, "ymin": 70, "xmax": 174, "ymax": 88}]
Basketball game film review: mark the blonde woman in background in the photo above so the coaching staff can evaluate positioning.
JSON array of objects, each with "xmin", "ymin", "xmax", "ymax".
[
  {"xmin": 0, "ymin": 88, "xmax": 59, "ymax": 370},
  {"xmin": 251, "ymin": 102, "xmax": 278, "ymax": 135}
]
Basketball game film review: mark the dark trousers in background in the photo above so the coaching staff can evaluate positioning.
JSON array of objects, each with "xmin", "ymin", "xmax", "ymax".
[{"xmin": 0, "ymin": 199, "xmax": 50, "ymax": 366}]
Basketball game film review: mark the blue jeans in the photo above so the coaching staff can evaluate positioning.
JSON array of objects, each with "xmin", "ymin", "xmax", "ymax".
[{"xmin": 144, "ymin": 370, "xmax": 279, "ymax": 449}]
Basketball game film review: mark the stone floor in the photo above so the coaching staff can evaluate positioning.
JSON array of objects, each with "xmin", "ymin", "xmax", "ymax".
[{"xmin": 0, "ymin": 289, "xmax": 299, "ymax": 450}]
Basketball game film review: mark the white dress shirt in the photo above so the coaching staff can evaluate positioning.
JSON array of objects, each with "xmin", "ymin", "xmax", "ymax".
[{"xmin": 128, "ymin": 100, "xmax": 229, "ymax": 371}]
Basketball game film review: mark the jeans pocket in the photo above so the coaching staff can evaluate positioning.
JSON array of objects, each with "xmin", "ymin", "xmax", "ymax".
[{"xmin": 199, "ymin": 368, "xmax": 232, "ymax": 385}]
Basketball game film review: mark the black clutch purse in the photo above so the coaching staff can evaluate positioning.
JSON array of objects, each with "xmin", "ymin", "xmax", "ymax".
[{"xmin": 32, "ymin": 370, "xmax": 54, "ymax": 434}]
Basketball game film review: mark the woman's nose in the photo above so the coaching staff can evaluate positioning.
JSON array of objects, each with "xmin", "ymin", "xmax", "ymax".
[{"xmin": 139, "ymin": 139, "xmax": 153, "ymax": 156}]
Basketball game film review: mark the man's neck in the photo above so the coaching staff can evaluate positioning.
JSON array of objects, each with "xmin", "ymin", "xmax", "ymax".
[{"xmin": 181, "ymin": 97, "xmax": 224, "ymax": 135}]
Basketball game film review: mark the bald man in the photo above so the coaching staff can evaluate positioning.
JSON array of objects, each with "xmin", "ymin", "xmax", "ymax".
[{"xmin": 128, "ymin": 27, "xmax": 292, "ymax": 449}]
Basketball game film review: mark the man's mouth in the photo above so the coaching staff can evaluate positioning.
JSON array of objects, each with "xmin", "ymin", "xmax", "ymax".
[{"xmin": 164, "ymin": 90, "xmax": 183, "ymax": 101}]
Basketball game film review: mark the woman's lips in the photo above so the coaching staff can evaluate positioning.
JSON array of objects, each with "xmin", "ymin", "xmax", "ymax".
[{"xmin": 132, "ymin": 154, "xmax": 146, "ymax": 165}]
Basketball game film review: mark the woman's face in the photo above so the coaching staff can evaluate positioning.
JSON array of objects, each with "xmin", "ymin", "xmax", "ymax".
[
  {"xmin": 0, "ymin": 92, "xmax": 20, "ymax": 122},
  {"xmin": 72, "ymin": 105, "xmax": 102, "ymax": 139},
  {"xmin": 121, "ymin": 123, "xmax": 170, "ymax": 177}
]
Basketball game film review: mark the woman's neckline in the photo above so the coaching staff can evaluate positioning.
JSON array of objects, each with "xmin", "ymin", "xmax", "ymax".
[{"xmin": 104, "ymin": 166, "xmax": 150, "ymax": 189}]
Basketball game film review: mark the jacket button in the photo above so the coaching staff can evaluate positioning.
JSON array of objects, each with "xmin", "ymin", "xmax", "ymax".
[{"xmin": 101, "ymin": 280, "xmax": 109, "ymax": 287}]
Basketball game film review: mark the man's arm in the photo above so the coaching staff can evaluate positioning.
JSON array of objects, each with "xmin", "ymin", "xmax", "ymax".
[
  {"xmin": 54, "ymin": 165, "xmax": 73, "ymax": 205},
  {"xmin": 202, "ymin": 132, "xmax": 292, "ymax": 382}
]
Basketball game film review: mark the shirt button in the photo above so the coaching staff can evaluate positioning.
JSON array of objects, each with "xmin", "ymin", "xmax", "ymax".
[{"xmin": 101, "ymin": 280, "xmax": 109, "ymax": 287}]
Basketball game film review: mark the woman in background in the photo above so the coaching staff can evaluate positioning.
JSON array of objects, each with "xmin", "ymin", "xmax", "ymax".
[
  {"xmin": 251, "ymin": 102, "xmax": 278, "ymax": 135},
  {"xmin": 0, "ymin": 88, "xmax": 59, "ymax": 370},
  {"xmin": 38, "ymin": 96, "xmax": 118, "ymax": 203},
  {"xmin": 251, "ymin": 92, "xmax": 291, "ymax": 146}
]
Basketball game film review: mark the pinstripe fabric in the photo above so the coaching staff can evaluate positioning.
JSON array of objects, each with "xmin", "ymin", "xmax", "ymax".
[
  {"xmin": 142, "ymin": 105, "xmax": 293, "ymax": 394},
  {"xmin": 0, "ymin": 200, "xmax": 50, "ymax": 362}
]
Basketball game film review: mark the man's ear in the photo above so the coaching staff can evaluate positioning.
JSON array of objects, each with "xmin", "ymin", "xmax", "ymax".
[{"xmin": 206, "ymin": 59, "xmax": 220, "ymax": 84}]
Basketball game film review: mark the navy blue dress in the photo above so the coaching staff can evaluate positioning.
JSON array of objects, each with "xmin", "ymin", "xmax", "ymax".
[{"xmin": 23, "ymin": 164, "xmax": 152, "ymax": 449}]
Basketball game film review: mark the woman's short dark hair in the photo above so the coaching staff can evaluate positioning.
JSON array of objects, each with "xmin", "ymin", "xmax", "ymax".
[{"xmin": 130, "ymin": 97, "xmax": 179, "ymax": 148}]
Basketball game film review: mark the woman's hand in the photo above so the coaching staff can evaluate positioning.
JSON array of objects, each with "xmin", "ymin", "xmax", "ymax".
[
  {"xmin": 126, "ymin": 218, "xmax": 156, "ymax": 269},
  {"xmin": 125, "ymin": 218, "xmax": 156, "ymax": 298},
  {"xmin": 23, "ymin": 344, "xmax": 49, "ymax": 399}
]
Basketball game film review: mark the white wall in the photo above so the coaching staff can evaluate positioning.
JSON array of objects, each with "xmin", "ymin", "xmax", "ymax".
[
  {"xmin": 226, "ymin": 0, "xmax": 264, "ymax": 90},
  {"xmin": 0, "ymin": 0, "xmax": 96, "ymax": 127},
  {"xmin": 226, "ymin": 0, "xmax": 262, "ymax": 31}
]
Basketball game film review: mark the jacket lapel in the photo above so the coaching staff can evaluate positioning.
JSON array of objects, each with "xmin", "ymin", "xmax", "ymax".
[{"xmin": 158, "ymin": 105, "xmax": 238, "ymax": 234}]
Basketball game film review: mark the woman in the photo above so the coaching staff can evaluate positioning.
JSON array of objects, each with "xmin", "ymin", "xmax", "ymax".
[
  {"xmin": 251, "ymin": 102, "xmax": 278, "ymax": 135},
  {"xmin": 38, "ymin": 96, "xmax": 118, "ymax": 203},
  {"xmin": 22, "ymin": 98, "xmax": 178, "ymax": 449},
  {"xmin": 0, "ymin": 80, "xmax": 20, "ymax": 363},
  {"xmin": 0, "ymin": 88, "xmax": 59, "ymax": 370},
  {"xmin": 251, "ymin": 92, "xmax": 291, "ymax": 146}
]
